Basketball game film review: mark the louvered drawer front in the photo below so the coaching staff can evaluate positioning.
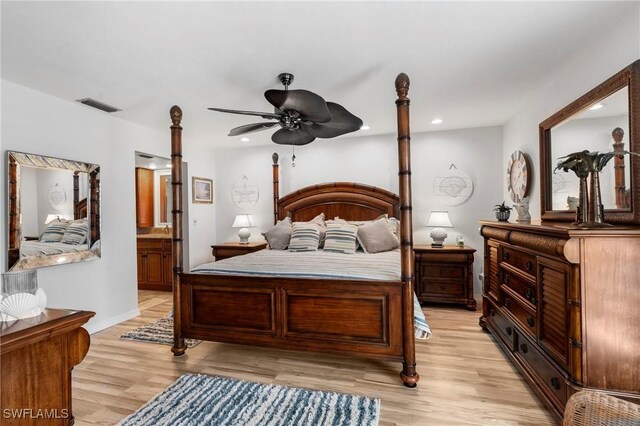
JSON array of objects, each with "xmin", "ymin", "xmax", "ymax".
[
  {"xmin": 501, "ymin": 246, "xmax": 536, "ymax": 278},
  {"xmin": 502, "ymin": 269, "xmax": 537, "ymax": 307},
  {"xmin": 503, "ymin": 294, "xmax": 537, "ymax": 338},
  {"xmin": 421, "ymin": 264, "xmax": 464, "ymax": 279},
  {"xmin": 487, "ymin": 303, "xmax": 516, "ymax": 351},
  {"xmin": 538, "ymin": 258, "xmax": 570, "ymax": 368},
  {"xmin": 515, "ymin": 333, "xmax": 567, "ymax": 409},
  {"xmin": 423, "ymin": 280, "xmax": 465, "ymax": 298}
]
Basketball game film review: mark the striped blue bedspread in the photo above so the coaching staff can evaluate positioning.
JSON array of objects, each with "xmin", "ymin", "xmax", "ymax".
[{"xmin": 192, "ymin": 249, "xmax": 432, "ymax": 339}]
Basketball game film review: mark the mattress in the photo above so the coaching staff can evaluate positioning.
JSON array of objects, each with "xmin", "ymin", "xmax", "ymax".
[{"xmin": 192, "ymin": 249, "xmax": 432, "ymax": 339}]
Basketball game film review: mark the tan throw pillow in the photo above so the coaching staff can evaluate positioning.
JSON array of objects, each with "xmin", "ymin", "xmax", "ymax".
[
  {"xmin": 262, "ymin": 217, "xmax": 292, "ymax": 250},
  {"xmin": 357, "ymin": 217, "xmax": 400, "ymax": 253}
]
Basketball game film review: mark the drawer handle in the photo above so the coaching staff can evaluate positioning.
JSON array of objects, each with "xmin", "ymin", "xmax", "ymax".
[
  {"xmin": 525, "ymin": 288, "xmax": 534, "ymax": 299},
  {"xmin": 489, "ymin": 308, "xmax": 495, "ymax": 317},
  {"xmin": 503, "ymin": 252, "xmax": 510, "ymax": 261},
  {"xmin": 505, "ymin": 326, "xmax": 512, "ymax": 336},
  {"xmin": 526, "ymin": 261, "xmax": 533, "ymax": 271},
  {"xmin": 527, "ymin": 317, "xmax": 535, "ymax": 327},
  {"xmin": 550, "ymin": 377, "xmax": 561, "ymax": 390},
  {"xmin": 440, "ymin": 285, "xmax": 447, "ymax": 291},
  {"xmin": 504, "ymin": 297, "xmax": 510, "ymax": 307},
  {"xmin": 530, "ymin": 297, "xmax": 537, "ymax": 305},
  {"xmin": 503, "ymin": 275, "xmax": 510, "ymax": 284},
  {"xmin": 520, "ymin": 343, "xmax": 528, "ymax": 353}
]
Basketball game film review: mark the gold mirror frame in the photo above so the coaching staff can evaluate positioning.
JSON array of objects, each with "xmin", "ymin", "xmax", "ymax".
[
  {"xmin": 539, "ymin": 60, "xmax": 640, "ymax": 223},
  {"xmin": 7, "ymin": 151, "xmax": 101, "ymax": 271}
]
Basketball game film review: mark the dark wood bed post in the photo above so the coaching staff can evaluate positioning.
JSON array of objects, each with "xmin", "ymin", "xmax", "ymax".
[
  {"xmin": 73, "ymin": 172, "xmax": 79, "ymax": 217},
  {"xmin": 170, "ymin": 105, "xmax": 187, "ymax": 356},
  {"xmin": 272, "ymin": 152, "xmax": 279, "ymax": 225},
  {"xmin": 612, "ymin": 127, "xmax": 627, "ymax": 208},
  {"xmin": 8, "ymin": 155, "xmax": 20, "ymax": 263},
  {"xmin": 396, "ymin": 73, "xmax": 419, "ymax": 387},
  {"xmin": 89, "ymin": 170, "xmax": 100, "ymax": 242}
]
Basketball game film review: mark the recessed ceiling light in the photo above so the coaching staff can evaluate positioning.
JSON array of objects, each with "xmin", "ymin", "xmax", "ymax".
[
  {"xmin": 431, "ymin": 118, "xmax": 443, "ymax": 124},
  {"xmin": 240, "ymin": 137, "xmax": 250, "ymax": 142},
  {"xmin": 589, "ymin": 103, "xmax": 604, "ymax": 111},
  {"xmin": 360, "ymin": 125, "xmax": 370, "ymax": 130},
  {"xmin": 149, "ymin": 163, "xmax": 157, "ymax": 170},
  {"xmin": 165, "ymin": 163, "xmax": 172, "ymax": 168}
]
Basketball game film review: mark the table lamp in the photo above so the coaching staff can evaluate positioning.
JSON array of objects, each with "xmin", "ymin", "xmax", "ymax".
[
  {"xmin": 232, "ymin": 214, "xmax": 254, "ymax": 244},
  {"xmin": 426, "ymin": 211, "xmax": 453, "ymax": 248}
]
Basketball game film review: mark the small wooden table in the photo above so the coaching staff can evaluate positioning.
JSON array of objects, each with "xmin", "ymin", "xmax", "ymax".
[
  {"xmin": 1, "ymin": 308, "xmax": 95, "ymax": 425},
  {"xmin": 414, "ymin": 245, "xmax": 477, "ymax": 310},
  {"xmin": 211, "ymin": 242, "xmax": 267, "ymax": 261}
]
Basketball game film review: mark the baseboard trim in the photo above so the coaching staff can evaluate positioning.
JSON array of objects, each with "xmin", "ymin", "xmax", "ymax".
[{"xmin": 85, "ymin": 308, "xmax": 140, "ymax": 334}]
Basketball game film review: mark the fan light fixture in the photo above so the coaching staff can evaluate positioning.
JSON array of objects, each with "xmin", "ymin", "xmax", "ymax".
[
  {"xmin": 208, "ymin": 73, "xmax": 363, "ymax": 146},
  {"xmin": 426, "ymin": 211, "xmax": 453, "ymax": 248}
]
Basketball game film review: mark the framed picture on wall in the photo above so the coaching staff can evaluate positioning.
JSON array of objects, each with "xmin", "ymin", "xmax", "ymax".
[{"xmin": 192, "ymin": 177, "xmax": 214, "ymax": 204}]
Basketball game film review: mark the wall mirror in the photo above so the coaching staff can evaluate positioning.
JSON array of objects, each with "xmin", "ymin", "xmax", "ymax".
[
  {"xmin": 7, "ymin": 151, "xmax": 101, "ymax": 271},
  {"xmin": 540, "ymin": 60, "xmax": 640, "ymax": 223}
]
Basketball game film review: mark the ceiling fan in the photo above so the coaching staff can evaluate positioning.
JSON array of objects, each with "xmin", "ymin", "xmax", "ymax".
[{"xmin": 208, "ymin": 73, "xmax": 363, "ymax": 145}]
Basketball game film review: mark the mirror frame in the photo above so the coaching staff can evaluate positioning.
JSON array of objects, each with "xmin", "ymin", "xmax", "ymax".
[
  {"xmin": 540, "ymin": 59, "xmax": 640, "ymax": 223},
  {"xmin": 7, "ymin": 151, "xmax": 101, "ymax": 271}
]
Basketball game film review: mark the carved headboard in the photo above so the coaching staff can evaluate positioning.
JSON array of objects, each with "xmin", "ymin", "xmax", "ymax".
[{"xmin": 276, "ymin": 182, "xmax": 400, "ymax": 222}]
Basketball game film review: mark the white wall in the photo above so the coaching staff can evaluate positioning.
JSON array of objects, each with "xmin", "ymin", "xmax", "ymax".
[
  {"xmin": 503, "ymin": 9, "xmax": 640, "ymax": 216},
  {"xmin": 214, "ymin": 126, "xmax": 503, "ymax": 294},
  {"xmin": 1, "ymin": 80, "xmax": 215, "ymax": 333}
]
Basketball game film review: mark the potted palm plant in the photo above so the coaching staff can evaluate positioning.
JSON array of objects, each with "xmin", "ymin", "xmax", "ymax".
[{"xmin": 494, "ymin": 202, "xmax": 512, "ymax": 221}]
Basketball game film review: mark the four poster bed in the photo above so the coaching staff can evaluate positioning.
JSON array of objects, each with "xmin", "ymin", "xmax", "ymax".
[{"xmin": 169, "ymin": 73, "xmax": 420, "ymax": 386}]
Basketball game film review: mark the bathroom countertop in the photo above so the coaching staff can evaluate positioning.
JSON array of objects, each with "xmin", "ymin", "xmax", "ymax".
[{"xmin": 136, "ymin": 233, "xmax": 172, "ymax": 240}]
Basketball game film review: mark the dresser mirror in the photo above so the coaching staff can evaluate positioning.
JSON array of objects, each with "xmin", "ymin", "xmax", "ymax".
[
  {"xmin": 7, "ymin": 151, "xmax": 101, "ymax": 271},
  {"xmin": 540, "ymin": 60, "xmax": 640, "ymax": 223}
]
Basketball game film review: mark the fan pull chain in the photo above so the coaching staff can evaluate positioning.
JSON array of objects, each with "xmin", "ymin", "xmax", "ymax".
[{"xmin": 291, "ymin": 145, "xmax": 296, "ymax": 168}]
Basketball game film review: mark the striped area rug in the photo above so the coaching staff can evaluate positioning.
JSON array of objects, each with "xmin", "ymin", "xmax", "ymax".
[
  {"xmin": 117, "ymin": 374, "xmax": 380, "ymax": 426},
  {"xmin": 120, "ymin": 317, "xmax": 201, "ymax": 348}
]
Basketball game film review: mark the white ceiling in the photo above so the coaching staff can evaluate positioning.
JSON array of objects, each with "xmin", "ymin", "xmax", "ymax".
[{"xmin": 2, "ymin": 1, "xmax": 637, "ymax": 147}]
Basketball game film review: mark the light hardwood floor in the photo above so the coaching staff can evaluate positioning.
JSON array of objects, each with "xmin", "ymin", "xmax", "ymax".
[{"xmin": 72, "ymin": 291, "xmax": 560, "ymax": 426}]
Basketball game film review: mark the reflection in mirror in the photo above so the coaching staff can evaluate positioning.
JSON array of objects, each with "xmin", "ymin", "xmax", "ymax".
[
  {"xmin": 7, "ymin": 151, "xmax": 101, "ymax": 271},
  {"xmin": 134, "ymin": 152, "xmax": 172, "ymax": 228},
  {"xmin": 550, "ymin": 87, "xmax": 630, "ymax": 211},
  {"xmin": 540, "ymin": 59, "xmax": 640, "ymax": 224},
  {"xmin": 157, "ymin": 172, "xmax": 172, "ymax": 225}
]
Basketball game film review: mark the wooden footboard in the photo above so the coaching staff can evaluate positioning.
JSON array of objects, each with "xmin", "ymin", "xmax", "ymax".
[{"xmin": 180, "ymin": 273, "xmax": 404, "ymax": 359}]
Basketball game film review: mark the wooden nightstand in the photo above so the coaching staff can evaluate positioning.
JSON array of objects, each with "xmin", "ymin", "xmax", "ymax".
[
  {"xmin": 211, "ymin": 242, "xmax": 267, "ymax": 261},
  {"xmin": 414, "ymin": 244, "xmax": 477, "ymax": 310}
]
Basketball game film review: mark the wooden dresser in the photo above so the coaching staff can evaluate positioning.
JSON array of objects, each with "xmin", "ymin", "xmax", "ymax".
[
  {"xmin": 414, "ymin": 245, "xmax": 476, "ymax": 310},
  {"xmin": 1, "ymin": 309, "xmax": 94, "ymax": 425},
  {"xmin": 479, "ymin": 220, "xmax": 640, "ymax": 417}
]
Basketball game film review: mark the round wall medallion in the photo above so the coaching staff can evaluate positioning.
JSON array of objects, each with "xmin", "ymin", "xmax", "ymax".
[
  {"xmin": 231, "ymin": 176, "xmax": 259, "ymax": 209},
  {"xmin": 433, "ymin": 165, "xmax": 474, "ymax": 206},
  {"xmin": 507, "ymin": 150, "xmax": 532, "ymax": 203},
  {"xmin": 48, "ymin": 184, "xmax": 66, "ymax": 210}
]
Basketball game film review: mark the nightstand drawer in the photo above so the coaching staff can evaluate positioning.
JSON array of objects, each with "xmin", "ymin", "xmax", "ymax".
[
  {"xmin": 423, "ymin": 280, "xmax": 465, "ymax": 297},
  {"xmin": 421, "ymin": 264, "xmax": 464, "ymax": 279}
]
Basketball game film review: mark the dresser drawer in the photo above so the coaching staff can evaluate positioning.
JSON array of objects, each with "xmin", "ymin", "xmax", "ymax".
[
  {"xmin": 423, "ymin": 280, "xmax": 465, "ymax": 298},
  {"xmin": 503, "ymin": 294, "xmax": 537, "ymax": 338},
  {"xmin": 501, "ymin": 246, "xmax": 536, "ymax": 278},
  {"xmin": 137, "ymin": 239, "xmax": 164, "ymax": 250},
  {"xmin": 515, "ymin": 333, "xmax": 567, "ymax": 408},
  {"xmin": 502, "ymin": 269, "xmax": 537, "ymax": 307},
  {"xmin": 421, "ymin": 264, "xmax": 464, "ymax": 279},
  {"xmin": 486, "ymin": 303, "xmax": 516, "ymax": 351}
]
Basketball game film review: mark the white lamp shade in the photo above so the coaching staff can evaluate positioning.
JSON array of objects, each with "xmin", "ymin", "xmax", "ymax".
[
  {"xmin": 232, "ymin": 214, "xmax": 254, "ymax": 228},
  {"xmin": 426, "ymin": 211, "xmax": 453, "ymax": 228}
]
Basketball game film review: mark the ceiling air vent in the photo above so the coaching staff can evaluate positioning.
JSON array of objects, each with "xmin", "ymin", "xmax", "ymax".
[
  {"xmin": 137, "ymin": 153, "xmax": 154, "ymax": 159},
  {"xmin": 76, "ymin": 98, "xmax": 121, "ymax": 113}
]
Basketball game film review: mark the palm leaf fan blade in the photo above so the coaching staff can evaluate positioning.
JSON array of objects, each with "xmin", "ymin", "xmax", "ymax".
[
  {"xmin": 308, "ymin": 102, "xmax": 363, "ymax": 138},
  {"xmin": 271, "ymin": 127, "xmax": 316, "ymax": 146},
  {"xmin": 264, "ymin": 89, "xmax": 332, "ymax": 123}
]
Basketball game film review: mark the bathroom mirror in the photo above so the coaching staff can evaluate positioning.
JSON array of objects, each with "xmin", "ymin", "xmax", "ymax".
[
  {"xmin": 540, "ymin": 60, "xmax": 640, "ymax": 223},
  {"xmin": 7, "ymin": 151, "xmax": 101, "ymax": 271}
]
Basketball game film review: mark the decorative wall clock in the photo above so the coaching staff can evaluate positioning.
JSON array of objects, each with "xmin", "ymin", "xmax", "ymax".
[{"xmin": 507, "ymin": 150, "xmax": 532, "ymax": 202}]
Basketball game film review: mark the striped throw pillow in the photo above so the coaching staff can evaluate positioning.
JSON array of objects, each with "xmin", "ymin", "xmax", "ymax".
[
  {"xmin": 323, "ymin": 223, "xmax": 359, "ymax": 254},
  {"xmin": 40, "ymin": 220, "xmax": 70, "ymax": 243},
  {"xmin": 61, "ymin": 219, "xmax": 89, "ymax": 245},
  {"xmin": 288, "ymin": 223, "xmax": 321, "ymax": 252}
]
